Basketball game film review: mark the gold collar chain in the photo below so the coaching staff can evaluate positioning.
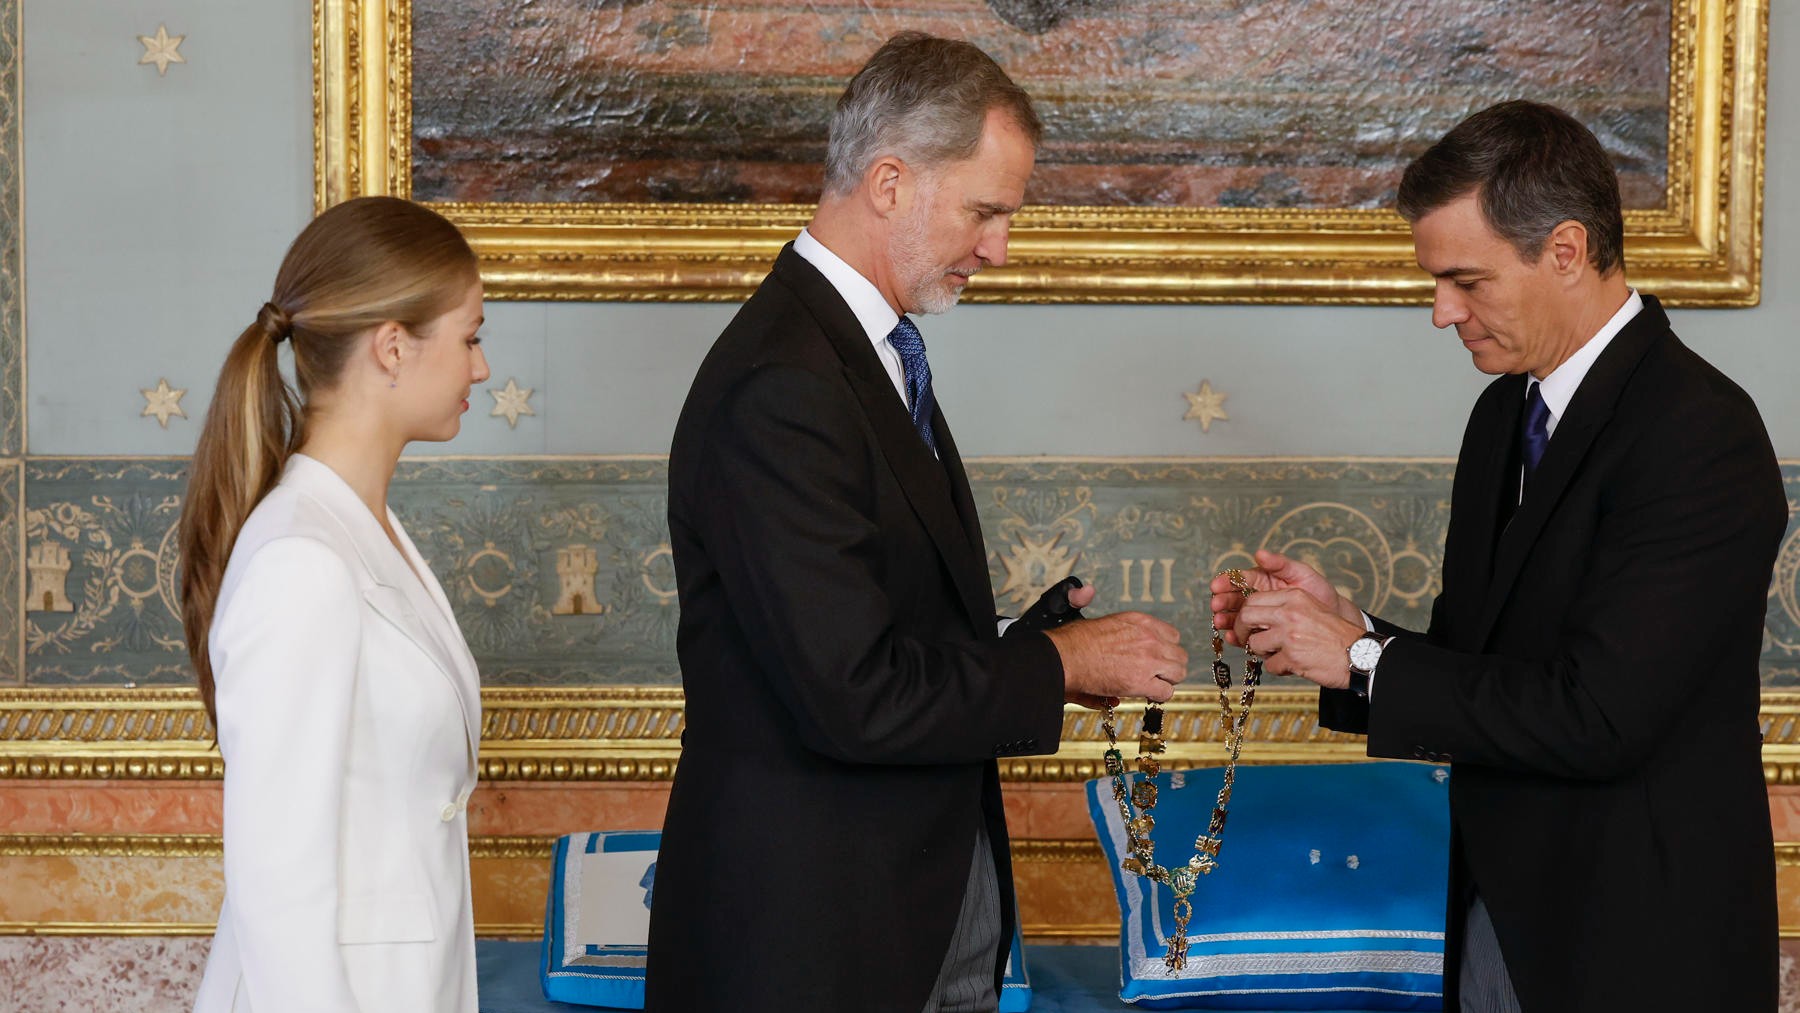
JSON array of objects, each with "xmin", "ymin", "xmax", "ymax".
[{"xmin": 1100, "ymin": 568, "xmax": 1262, "ymax": 972}]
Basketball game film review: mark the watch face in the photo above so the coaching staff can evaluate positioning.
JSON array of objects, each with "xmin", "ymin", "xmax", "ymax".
[{"xmin": 1349, "ymin": 637, "xmax": 1383, "ymax": 671}]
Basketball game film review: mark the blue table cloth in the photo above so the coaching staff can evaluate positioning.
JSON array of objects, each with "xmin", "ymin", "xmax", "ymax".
[{"xmin": 476, "ymin": 940, "xmax": 1371, "ymax": 1013}]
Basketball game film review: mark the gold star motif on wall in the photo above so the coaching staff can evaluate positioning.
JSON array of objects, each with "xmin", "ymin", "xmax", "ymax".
[
  {"xmin": 138, "ymin": 25, "xmax": 186, "ymax": 76},
  {"xmin": 489, "ymin": 378, "xmax": 536, "ymax": 428},
  {"xmin": 141, "ymin": 379, "xmax": 187, "ymax": 428},
  {"xmin": 1182, "ymin": 379, "xmax": 1230, "ymax": 433}
]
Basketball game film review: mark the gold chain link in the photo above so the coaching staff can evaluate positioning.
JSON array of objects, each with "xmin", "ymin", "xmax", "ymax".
[{"xmin": 1102, "ymin": 568, "xmax": 1260, "ymax": 972}]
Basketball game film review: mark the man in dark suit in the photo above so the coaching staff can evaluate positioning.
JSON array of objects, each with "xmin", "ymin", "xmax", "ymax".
[
  {"xmin": 649, "ymin": 33, "xmax": 1188, "ymax": 1013},
  {"xmin": 1211, "ymin": 100, "xmax": 1783, "ymax": 1010}
]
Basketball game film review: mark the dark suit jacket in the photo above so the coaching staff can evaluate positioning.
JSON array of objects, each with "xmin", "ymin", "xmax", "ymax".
[
  {"xmin": 1322, "ymin": 295, "xmax": 1783, "ymax": 1010},
  {"xmin": 647, "ymin": 245, "xmax": 1067, "ymax": 1012}
]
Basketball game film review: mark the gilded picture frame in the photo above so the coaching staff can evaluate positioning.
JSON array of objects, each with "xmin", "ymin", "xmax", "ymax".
[{"xmin": 313, "ymin": 0, "xmax": 1766, "ymax": 305}]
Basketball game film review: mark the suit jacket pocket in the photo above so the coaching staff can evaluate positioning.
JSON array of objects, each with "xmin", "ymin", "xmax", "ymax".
[{"xmin": 337, "ymin": 891, "xmax": 437, "ymax": 944}]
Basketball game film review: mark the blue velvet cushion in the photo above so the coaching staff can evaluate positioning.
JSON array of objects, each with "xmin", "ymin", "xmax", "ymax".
[
  {"xmin": 539, "ymin": 830, "xmax": 1035, "ymax": 1010},
  {"xmin": 540, "ymin": 831, "xmax": 660, "ymax": 1009},
  {"xmin": 1086, "ymin": 762, "xmax": 1450, "ymax": 1010}
]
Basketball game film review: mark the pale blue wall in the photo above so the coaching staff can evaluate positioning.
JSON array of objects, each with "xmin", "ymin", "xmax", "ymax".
[{"xmin": 21, "ymin": 3, "xmax": 1797, "ymax": 459}]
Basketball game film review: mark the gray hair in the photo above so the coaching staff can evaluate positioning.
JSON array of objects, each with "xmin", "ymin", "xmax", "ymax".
[{"xmin": 823, "ymin": 32, "xmax": 1043, "ymax": 196}]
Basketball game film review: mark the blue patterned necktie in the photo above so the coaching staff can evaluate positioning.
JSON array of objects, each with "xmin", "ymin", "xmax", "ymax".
[
  {"xmin": 887, "ymin": 317, "xmax": 937, "ymax": 453},
  {"xmin": 1521, "ymin": 382, "xmax": 1551, "ymax": 490}
]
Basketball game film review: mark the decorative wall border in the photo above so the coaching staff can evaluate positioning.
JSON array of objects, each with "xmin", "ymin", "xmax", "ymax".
[
  {"xmin": 5, "ymin": 834, "xmax": 1797, "ymax": 939},
  {"xmin": 0, "ymin": 0, "xmax": 20, "ymax": 688},
  {"xmin": 0, "ymin": 833, "xmax": 1118, "ymax": 939},
  {"xmin": 8, "ymin": 687, "xmax": 1800, "ymax": 782}
]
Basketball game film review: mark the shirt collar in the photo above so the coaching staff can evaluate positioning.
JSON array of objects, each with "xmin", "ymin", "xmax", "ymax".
[
  {"xmin": 794, "ymin": 229, "xmax": 900, "ymax": 348},
  {"xmin": 1530, "ymin": 288, "xmax": 1643, "ymax": 424}
]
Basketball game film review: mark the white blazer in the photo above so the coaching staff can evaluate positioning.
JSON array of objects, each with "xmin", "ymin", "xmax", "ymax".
[{"xmin": 193, "ymin": 454, "xmax": 482, "ymax": 1013}]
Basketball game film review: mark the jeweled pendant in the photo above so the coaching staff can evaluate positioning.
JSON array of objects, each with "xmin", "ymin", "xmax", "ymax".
[
  {"xmin": 1128, "ymin": 814, "xmax": 1155, "ymax": 837},
  {"xmin": 1142, "ymin": 707, "xmax": 1164, "ymax": 735},
  {"xmin": 1168, "ymin": 866, "xmax": 1198, "ymax": 896},
  {"xmin": 1120, "ymin": 854, "xmax": 1148, "ymax": 877},
  {"xmin": 1138, "ymin": 732, "xmax": 1165, "ymax": 754},
  {"xmin": 1163, "ymin": 935, "xmax": 1189, "ymax": 971},
  {"xmin": 1132, "ymin": 780, "xmax": 1158, "ymax": 809},
  {"xmin": 1136, "ymin": 755, "xmax": 1161, "ymax": 777},
  {"xmin": 1103, "ymin": 748, "xmax": 1125, "ymax": 777},
  {"xmin": 1212, "ymin": 660, "xmax": 1231, "ymax": 687}
]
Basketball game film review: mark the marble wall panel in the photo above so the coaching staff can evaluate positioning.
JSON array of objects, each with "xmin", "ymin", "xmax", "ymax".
[
  {"xmin": 16, "ymin": 457, "xmax": 1800, "ymax": 686},
  {"xmin": 0, "ymin": 854, "xmax": 219, "ymax": 927},
  {"xmin": 6, "ymin": 937, "xmax": 1800, "ymax": 1013},
  {"xmin": 0, "ymin": 782, "xmax": 222, "ymax": 835},
  {"xmin": 0, "ymin": 937, "xmax": 209, "ymax": 1013}
]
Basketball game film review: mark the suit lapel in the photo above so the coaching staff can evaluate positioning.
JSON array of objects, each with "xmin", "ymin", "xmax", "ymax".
[
  {"xmin": 284, "ymin": 456, "xmax": 483, "ymax": 773},
  {"xmin": 773, "ymin": 247, "xmax": 995, "ymax": 633},
  {"xmin": 933, "ymin": 409, "xmax": 991, "ymax": 577},
  {"xmin": 386, "ymin": 514, "xmax": 484, "ymax": 769},
  {"xmin": 1472, "ymin": 297, "xmax": 1669, "ymax": 646}
]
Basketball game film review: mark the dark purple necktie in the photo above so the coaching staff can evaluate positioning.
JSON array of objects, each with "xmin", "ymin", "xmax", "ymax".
[{"xmin": 1521, "ymin": 382, "xmax": 1551, "ymax": 487}]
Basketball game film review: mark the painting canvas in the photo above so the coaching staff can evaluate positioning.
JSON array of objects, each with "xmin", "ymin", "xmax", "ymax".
[{"xmin": 409, "ymin": 0, "xmax": 1672, "ymax": 211}]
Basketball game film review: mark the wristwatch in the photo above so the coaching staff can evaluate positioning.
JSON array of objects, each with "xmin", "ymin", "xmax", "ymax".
[{"xmin": 1346, "ymin": 633, "xmax": 1391, "ymax": 700}]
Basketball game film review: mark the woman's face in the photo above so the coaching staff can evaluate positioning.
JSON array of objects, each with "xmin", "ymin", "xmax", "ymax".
[{"xmin": 399, "ymin": 278, "xmax": 489, "ymax": 443}]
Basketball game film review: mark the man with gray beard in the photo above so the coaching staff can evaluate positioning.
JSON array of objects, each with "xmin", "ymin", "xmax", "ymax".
[{"xmin": 649, "ymin": 31, "xmax": 1187, "ymax": 1013}]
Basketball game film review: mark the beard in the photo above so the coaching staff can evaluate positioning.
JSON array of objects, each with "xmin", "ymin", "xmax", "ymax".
[{"xmin": 892, "ymin": 182, "xmax": 975, "ymax": 316}]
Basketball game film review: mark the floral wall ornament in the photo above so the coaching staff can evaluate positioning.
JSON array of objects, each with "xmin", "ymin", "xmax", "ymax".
[
  {"xmin": 489, "ymin": 378, "xmax": 535, "ymax": 428},
  {"xmin": 1182, "ymin": 380, "xmax": 1228, "ymax": 434},
  {"xmin": 137, "ymin": 25, "xmax": 185, "ymax": 76},
  {"xmin": 139, "ymin": 379, "xmax": 186, "ymax": 428}
]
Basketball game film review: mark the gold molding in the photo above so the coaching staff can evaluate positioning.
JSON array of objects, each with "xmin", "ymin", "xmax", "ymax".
[
  {"xmin": 0, "ymin": 832, "xmax": 1109, "ymax": 861},
  {"xmin": 313, "ymin": 0, "xmax": 1767, "ymax": 305},
  {"xmin": 9, "ymin": 687, "xmax": 1800, "ymax": 782},
  {"xmin": 0, "ymin": 834, "xmax": 219, "ymax": 857}
]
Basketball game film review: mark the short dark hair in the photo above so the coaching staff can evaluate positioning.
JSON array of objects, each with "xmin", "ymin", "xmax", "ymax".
[
  {"xmin": 823, "ymin": 32, "xmax": 1043, "ymax": 196},
  {"xmin": 1396, "ymin": 100, "xmax": 1625, "ymax": 275}
]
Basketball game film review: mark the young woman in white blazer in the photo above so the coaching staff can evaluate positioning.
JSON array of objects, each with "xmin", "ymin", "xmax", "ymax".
[{"xmin": 182, "ymin": 196, "xmax": 491, "ymax": 1013}]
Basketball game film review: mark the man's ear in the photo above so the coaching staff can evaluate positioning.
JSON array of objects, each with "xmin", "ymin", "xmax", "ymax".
[
  {"xmin": 864, "ymin": 155, "xmax": 908, "ymax": 219},
  {"xmin": 1546, "ymin": 219, "xmax": 1590, "ymax": 280}
]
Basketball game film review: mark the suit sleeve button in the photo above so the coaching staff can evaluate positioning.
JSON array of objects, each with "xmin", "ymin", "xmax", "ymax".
[{"xmin": 1411, "ymin": 748, "xmax": 1426, "ymax": 760}]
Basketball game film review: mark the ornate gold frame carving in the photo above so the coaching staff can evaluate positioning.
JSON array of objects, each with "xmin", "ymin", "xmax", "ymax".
[
  {"xmin": 9, "ymin": 687, "xmax": 1800, "ymax": 782},
  {"xmin": 313, "ymin": 0, "xmax": 1767, "ymax": 305}
]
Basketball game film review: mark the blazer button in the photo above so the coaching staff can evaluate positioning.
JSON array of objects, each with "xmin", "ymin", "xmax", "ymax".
[{"xmin": 440, "ymin": 803, "xmax": 459, "ymax": 822}]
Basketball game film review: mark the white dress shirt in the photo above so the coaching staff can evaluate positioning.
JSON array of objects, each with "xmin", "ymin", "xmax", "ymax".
[
  {"xmin": 1528, "ymin": 288, "xmax": 1643, "ymax": 441},
  {"xmin": 794, "ymin": 229, "xmax": 909, "ymax": 408}
]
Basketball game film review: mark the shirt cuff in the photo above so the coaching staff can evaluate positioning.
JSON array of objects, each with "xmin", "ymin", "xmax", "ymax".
[{"xmin": 997, "ymin": 617, "xmax": 1016, "ymax": 637}]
